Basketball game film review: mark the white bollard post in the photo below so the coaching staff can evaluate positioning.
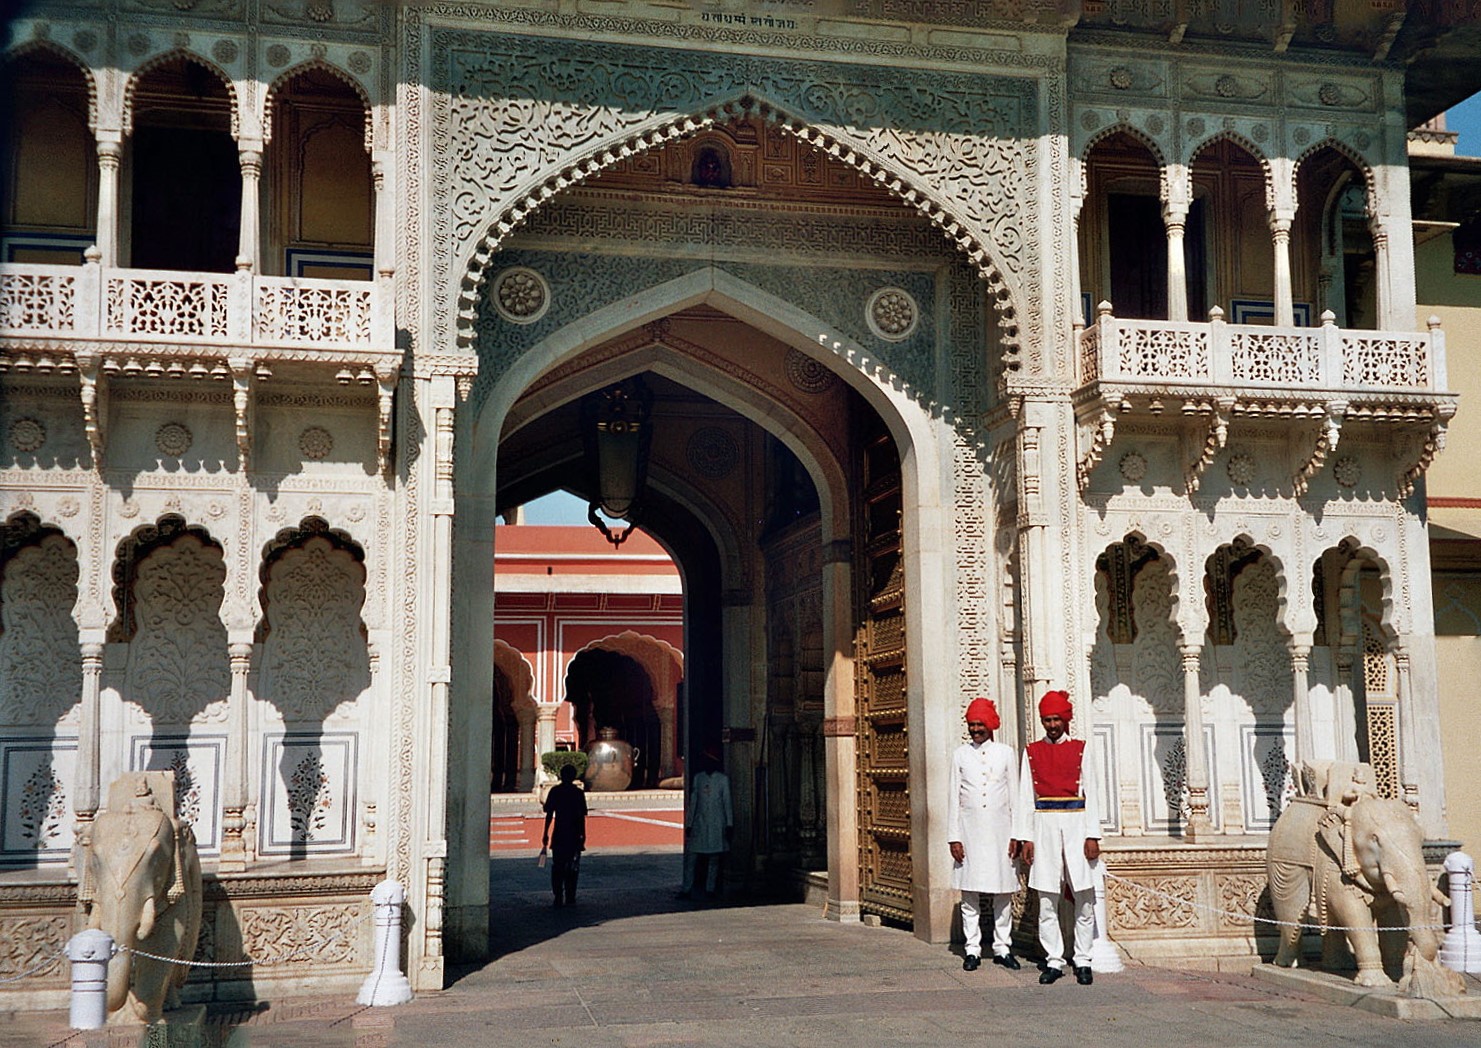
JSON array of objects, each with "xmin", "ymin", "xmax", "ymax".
[
  {"xmin": 1439, "ymin": 851, "xmax": 1481, "ymax": 974},
  {"xmin": 357, "ymin": 878, "xmax": 413, "ymax": 1006},
  {"xmin": 67, "ymin": 929, "xmax": 113, "ymax": 1030},
  {"xmin": 1090, "ymin": 859, "xmax": 1124, "ymax": 973}
]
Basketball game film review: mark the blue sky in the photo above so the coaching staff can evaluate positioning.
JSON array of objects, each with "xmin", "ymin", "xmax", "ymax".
[{"xmin": 1451, "ymin": 94, "xmax": 1481, "ymax": 156}]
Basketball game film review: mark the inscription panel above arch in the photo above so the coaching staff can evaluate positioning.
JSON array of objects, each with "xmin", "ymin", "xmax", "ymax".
[{"xmin": 429, "ymin": 30, "xmax": 1042, "ymax": 370}]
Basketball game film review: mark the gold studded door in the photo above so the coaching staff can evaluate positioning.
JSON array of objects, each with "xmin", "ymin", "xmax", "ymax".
[{"xmin": 854, "ymin": 426, "xmax": 911, "ymax": 924}]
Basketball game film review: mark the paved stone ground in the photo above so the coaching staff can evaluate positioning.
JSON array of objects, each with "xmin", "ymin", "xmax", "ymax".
[{"xmin": 8, "ymin": 850, "xmax": 1479, "ymax": 1047}]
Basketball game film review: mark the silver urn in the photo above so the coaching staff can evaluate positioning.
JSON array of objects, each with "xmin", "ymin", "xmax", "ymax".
[{"xmin": 584, "ymin": 727, "xmax": 639, "ymax": 791}]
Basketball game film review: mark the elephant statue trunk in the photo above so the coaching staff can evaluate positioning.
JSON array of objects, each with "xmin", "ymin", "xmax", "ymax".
[
  {"xmin": 78, "ymin": 772, "xmax": 203, "ymax": 1025},
  {"xmin": 1266, "ymin": 761, "xmax": 1466, "ymax": 999}
]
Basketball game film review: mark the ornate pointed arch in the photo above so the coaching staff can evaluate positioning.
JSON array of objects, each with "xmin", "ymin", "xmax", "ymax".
[
  {"xmin": 0, "ymin": 511, "xmax": 77, "ymax": 642},
  {"xmin": 263, "ymin": 59, "xmax": 374, "ymax": 153},
  {"xmin": 571, "ymin": 629, "xmax": 684, "ymax": 712},
  {"xmin": 123, "ymin": 49, "xmax": 239, "ymax": 138},
  {"xmin": 107, "ymin": 514, "xmax": 223, "ymax": 643},
  {"xmin": 1204, "ymin": 534, "xmax": 1294, "ymax": 647},
  {"xmin": 452, "ymin": 91, "xmax": 1027, "ymax": 367},
  {"xmin": 1329, "ymin": 537, "xmax": 1398, "ymax": 651},
  {"xmin": 256, "ymin": 516, "xmax": 367, "ymax": 643},
  {"xmin": 1082, "ymin": 122, "xmax": 1168, "ymax": 168},
  {"xmin": 1188, "ymin": 131, "xmax": 1274, "ymax": 211},
  {"xmin": 1293, "ymin": 137, "xmax": 1377, "ymax": 221},
  {"xmin": 1094, "ymin": 531, "xmax": 1184, "ymax": 644},
  {"xmin": 492, "ymin": 638, "xmax": 537, "ymax": 714},
  {"xmin": 1, "ymin": 40, "xmax": 97, "ymax": 132}
]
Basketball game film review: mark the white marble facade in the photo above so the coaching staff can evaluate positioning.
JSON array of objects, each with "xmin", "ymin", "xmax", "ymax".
[{"xmin": 0, "ymin": 1, "xmax": 1462, "ymax": 1002}]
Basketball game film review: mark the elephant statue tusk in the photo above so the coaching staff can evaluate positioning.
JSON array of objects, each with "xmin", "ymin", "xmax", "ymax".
[{"xmin": 1432, "ymin": 886, "xmax": 1451, "ymax": 909}]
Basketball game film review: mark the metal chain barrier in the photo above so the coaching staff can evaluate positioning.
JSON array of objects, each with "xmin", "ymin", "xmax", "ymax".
[
  {"xmin": 1103, "ymin": 870, "xmax": 1454, "ymax": 932},
  {"xmin": 118, "ymin": 909, "xmax": 375, "ymax": 969}
]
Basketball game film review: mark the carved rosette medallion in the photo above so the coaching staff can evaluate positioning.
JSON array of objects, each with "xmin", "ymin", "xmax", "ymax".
[
  {"xmin": 1226, "ymin": 451, "xmax": 1255, "ymax": 487},
  {"xmin": 348, "ymin": 51, "xmax": 372, "ymax": 75},
  {"xmin": 126, "ymin": 33, "xmax": 150, "ymax": 57},
  {"xmin": 491, "ymin": 267, "xmax": 550, "ymax": 325},
  {"xmin": 865, "ymin": 287, "xmax": 918, "ymax": 342},
  {"xmin": 1215, "ymin": 75, "xmax": 1238, "ymax": 98},
  {"xmin": 1119, "ymin": 451, "xmax": 1148, "ymax": 484},
  {"xmin": 686, "ymin": 427, "xmax": 739, "ymax": 479},
  {"xmin": 785, "ymin": 349, "xmax": 836, "ymax": 394},
  {"xmin": 1318, "ymin": 83, "xmax": 1341, "ymax": 107},
  {"xmin": 212, "ymin": 40, "xmax": 238, "ymax": 65},
  {"xmin": 266, "ymin": 44, "xmax": 292, "ymax": 68},
  {"xmin": 1333, "ymin": 455, "xmax": 1361, "ymax": 488},
  {"xmin": 58, "ymin": 497, "xmax": 80, "ymax": 518},
  {"xmin": 1109, "ymin": 67, "xmax": 1134, "ymax": 91},
  {"xmin": 155, "ymin": 423, "xmax": 193, "ymax": 458},
  {"xmin": 8, "ymin": 417, "xmax": 46, "ymax": 453},
  {"xmin": 299, "ymin": 427, "xmax": 334, "ymax": 461}
]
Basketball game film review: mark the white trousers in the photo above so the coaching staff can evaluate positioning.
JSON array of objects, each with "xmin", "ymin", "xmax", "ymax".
[
  {"xmin": 961, "ymin": 891, "xmax": 1014, "ymax": 958},
  {"xmin": 1038, "ymin": 885, "xmax": 1095, "ymax": 969}
]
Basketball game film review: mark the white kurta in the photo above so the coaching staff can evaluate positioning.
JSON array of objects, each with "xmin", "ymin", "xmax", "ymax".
[
  {"xmin": 1011, "ymin": 736, "xmax": 1103, "ymax": 894},
  {"xmin": 686, "ymin": 770, "xmax": 733, "ymax": 854},
  {"xmin": 947, "ymin": 739, "xmax": 1018, "ymax": 894}
]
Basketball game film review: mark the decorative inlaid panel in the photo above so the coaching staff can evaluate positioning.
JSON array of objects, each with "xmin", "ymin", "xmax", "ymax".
[
  {"xmin": 1238, "ymin": 724, "xmax": 1293, "ymax": 833},
  {"xmin": 130, "ymin": 734, "xmax": 225, "ymax": 854},
  {"xmin": 0, "ymin": 738, "xmax": 76, "ymax": 864},
  {"xmin": 259, "ymin": 732, "xmax": 358, "ymax": 856},
  {"xmin": 1139, "ymin": 723, "xmax": 1218, "ymax": 835}
]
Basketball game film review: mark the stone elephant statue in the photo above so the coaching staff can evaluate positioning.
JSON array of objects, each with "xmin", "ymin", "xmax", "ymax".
[
  {"xmin": 1267, "ymin": 761, "xmax": 1462, "ymax": 997},
  {"xmin": 78, "ymin": 771, "xmax": 202, "ymax": 1024}
]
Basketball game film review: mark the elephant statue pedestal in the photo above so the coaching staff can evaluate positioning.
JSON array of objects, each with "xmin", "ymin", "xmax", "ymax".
[
  {"xmin": 1264, "ymin": 761, "xmax": 1466, "ymax": 1002},
  {"xmin": 78, "ymin": 771, "xmax": 203, "ymax": 1026}
]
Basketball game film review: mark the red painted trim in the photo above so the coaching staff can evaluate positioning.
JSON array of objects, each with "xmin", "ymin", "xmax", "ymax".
[{"xmin": 1428, "ymin": 497, "xmax": 1481, "ymax": 508}]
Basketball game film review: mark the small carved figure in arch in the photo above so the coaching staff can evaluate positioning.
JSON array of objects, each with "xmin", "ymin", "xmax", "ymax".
[{"xmin": 690, "ymin": 144, "xmax": 732, "ymax": 189}]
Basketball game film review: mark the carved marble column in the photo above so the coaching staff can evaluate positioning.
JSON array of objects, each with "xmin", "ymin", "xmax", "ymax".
[
  {"xmin": 1393, "ymin": 646, "xmax": 1420, "ymax": 809},
  {"xmin": 93, "ymin": 137, "xmax": 122, "ymax": 267},
  {"xmin": 1163, "ymin": 201, "xmax": 1190, "ymax": 322},
  {"xmin": 1369, "ymin": 221, "xmax": 1392, "ymax": 330},
  {"xmin": 515, "ymin": 706, "xmax": 536, "ymax": 793},
  {"xmin": 72, "ymin": 638, "xmax": 105, "ymax": 853},
  {"xmin": 219, "ymin": 638, "xmax": 254, "ymax": 872},
  {"xmin": 535, "ymin": 703, "xmax": 558, "ymax": 786},
  {"xmin": 1333, "ymin": 649, "xmax": 1359, "ymax": 763},
  {"xmin": 1269, "ymin": 212, "xmax": 1295, "ymax": 328},
  {"xmin": 1179, "ymin": 641, "xmax": 1213, "ymax": 840},
  {"xmin": 236, "ymin": 146, "xmax": 262, "ymax": 273},
  {"xmin": 1289, "ymin": 637, "xmax": 1314, "ymax": 770}
]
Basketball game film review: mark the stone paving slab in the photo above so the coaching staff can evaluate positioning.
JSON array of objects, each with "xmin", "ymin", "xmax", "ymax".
[{"xmin": 7, "ymin": 852, "xmax": 1479, "ymax": 1047}]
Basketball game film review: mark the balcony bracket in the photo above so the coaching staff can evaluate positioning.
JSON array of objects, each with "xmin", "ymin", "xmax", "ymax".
[
  {"xmin": 76, "ymin": 352, "xmax": 106, "ymax": 469},
  {"xmin": 1397, "ymin": 406, "xmax": 1455, "ymax": 498},
  {"xmin": 1292, "ymin": 400, "xmax": 1346, "ymax": 497},
  {"xmin": 1184, "ymin": 396, "xmax": 1235, "ymax": 496},
  {"xmin": 376, "ymin": 364, "xmax": 398, "ymax": 476},
  {"xmin": 230, "ymin": 357, "xmax": 255, "ymax": 473},
  {"xmin": 1076, "ymin": 394, "xmax": 1126, "ymax": 491}
]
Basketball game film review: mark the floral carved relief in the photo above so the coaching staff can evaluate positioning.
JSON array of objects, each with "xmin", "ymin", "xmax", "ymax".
[
  {"xmin": 1230, "ymin": 558, "xmax": 1291, "ymax": 717},
  {"xmin": 123, "ymin": 534, "xmax": 230, "ymax": 726},
  {"xmin": 1130, "ymin": 557, "xmax": 1181, "ymax": 715},
  {"xmin": 260, "ymin": 534, "xmax": 370, "ymax": 723},
  {"xmin": 0, "ymin": 533, "xmax": 82, "ymax": 728}
]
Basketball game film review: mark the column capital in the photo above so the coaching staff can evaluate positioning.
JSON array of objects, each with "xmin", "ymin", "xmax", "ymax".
[{"xmin": 535, "ymin": 703, "xmax": 560, "ymax": 723}]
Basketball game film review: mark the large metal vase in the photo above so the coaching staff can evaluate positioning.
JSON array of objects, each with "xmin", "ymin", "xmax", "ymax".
[{"xmin": 584, "ymin": 728, "xmax": 638, "ymax": 791}]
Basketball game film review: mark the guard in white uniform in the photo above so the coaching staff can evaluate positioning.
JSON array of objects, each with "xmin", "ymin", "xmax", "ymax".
[
  {"xmin": 1012, "ymin": 689, "xmax": 1102, "ymax": 986},
  {"xmin": 947, "ymin": 697, "xmax": 1021, "ymax": 971}
]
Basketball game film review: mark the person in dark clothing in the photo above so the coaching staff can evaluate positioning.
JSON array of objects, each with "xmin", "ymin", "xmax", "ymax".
[{"xmin": 542, "ymin": 764, "xmax": 587, "ymax": 906}]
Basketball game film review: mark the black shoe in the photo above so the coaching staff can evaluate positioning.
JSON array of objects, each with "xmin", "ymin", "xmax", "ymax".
[
  {"xmin": 1039, "ymin": 966, "xmax": 1064, "ymax": 985},
  {"xmin": 962, "ymin": 954, "xmax": 981, "ymax": 972},
  {"xmin": 992, "ymin": 953, "xmax": 1021, "ymax": 971},
  {"xmin": 553, "ymin": 897, "xmax": 564, "ymax": 908},
  {"xmin": 1074, "ymin": 966, "xmax": 1094, "ymax": 985}
]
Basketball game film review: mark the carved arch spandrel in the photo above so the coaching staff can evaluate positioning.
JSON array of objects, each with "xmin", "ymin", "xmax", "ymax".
[
  {"xmin": 433, "ymin": 34, "xmax": 1038, "ymax": 368},
  {"xmin": 1329, "ymin": 537, "xmax": 1399, "ymax": 651}
]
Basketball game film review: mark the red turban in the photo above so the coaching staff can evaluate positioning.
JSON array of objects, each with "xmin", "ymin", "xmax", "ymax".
[
  {"xmin": 1038, "ymin": 689, "xmax": 1073, "ymax": 721},
  {"xmin": 965, "ymin": 698, "xmax": 999, "ymax": 730}
]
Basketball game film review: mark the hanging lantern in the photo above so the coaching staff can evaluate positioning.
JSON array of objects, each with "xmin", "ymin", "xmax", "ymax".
[{"xmin": 582, "ymin": 377, "xmax": 652, "ymax": 546}]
